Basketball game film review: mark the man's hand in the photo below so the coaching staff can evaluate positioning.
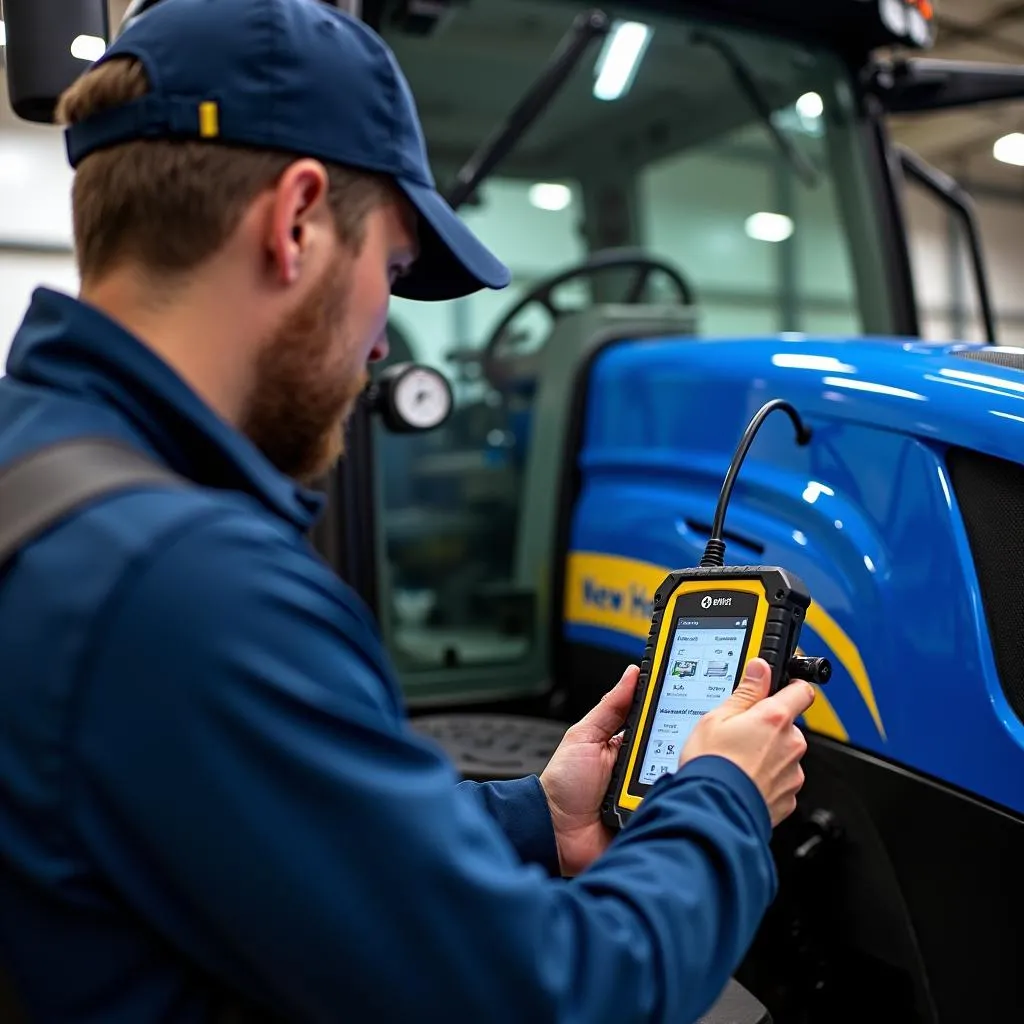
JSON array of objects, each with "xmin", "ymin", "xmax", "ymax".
[
  {"xmin": 539, "ymin": 665, "xmax": 640, "ymax": 877},
  {"xmin": 680, "ymin": 658, "xmax": 816, "ymax": 827}
]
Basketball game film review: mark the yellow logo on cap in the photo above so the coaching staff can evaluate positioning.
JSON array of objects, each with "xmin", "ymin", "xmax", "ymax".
[{"xmin": 198, "ymin": 101, "xmax": 220, "ymax": 139}]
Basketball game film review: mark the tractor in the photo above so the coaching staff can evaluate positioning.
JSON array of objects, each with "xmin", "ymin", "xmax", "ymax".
[{"xmin": 7, "ymin": 0, "xmax": 1024, "ymax": 1021}]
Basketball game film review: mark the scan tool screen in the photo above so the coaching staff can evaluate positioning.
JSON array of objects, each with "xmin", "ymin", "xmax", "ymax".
[{"xmin": 634, "ymin": 613, "xmax": 753, "ymax": 786}]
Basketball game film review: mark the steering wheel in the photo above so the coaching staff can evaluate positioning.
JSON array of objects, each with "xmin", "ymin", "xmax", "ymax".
[{"xmin": 480, "ymin": 248, "xmax": 695, "ymax": 391}]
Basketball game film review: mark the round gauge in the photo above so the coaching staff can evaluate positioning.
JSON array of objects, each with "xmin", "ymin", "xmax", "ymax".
[{"xmin": 390, "ymin": 366, "xmax": 453, "ymax": 431}]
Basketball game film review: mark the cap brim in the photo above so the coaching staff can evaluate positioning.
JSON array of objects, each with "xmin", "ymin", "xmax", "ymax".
[{"xmin": 392, "ymin": 179, "xmax": 511, "ymax": 302}]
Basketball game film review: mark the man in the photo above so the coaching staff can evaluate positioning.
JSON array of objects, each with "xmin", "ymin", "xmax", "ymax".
[{"xmin": 0, "ymin": 0, "xmax": 815, "ymax": 1021}]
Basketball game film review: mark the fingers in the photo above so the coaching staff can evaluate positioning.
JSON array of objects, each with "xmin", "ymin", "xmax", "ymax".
[
  {"xmin": 767, "ymin": 679, "xmax": 817, "ymax": 723},
  {"xmin": 773, "ymin": 758, "xmax": 806, "ymax": 827},
  {"xmin": 721, "ymin": 658, "xmax": 771, "ymax": 715},
  {"xmin": 576, "ymin": 665, "xmax": 640, "ymax": 741}
]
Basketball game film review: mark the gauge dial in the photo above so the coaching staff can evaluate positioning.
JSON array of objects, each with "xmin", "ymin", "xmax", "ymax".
[{"xmin": 391, "ymin": 366, "xmax": 452, "ymax": 431}]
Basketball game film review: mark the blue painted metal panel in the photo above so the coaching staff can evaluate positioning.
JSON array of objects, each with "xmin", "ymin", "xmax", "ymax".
[{"xmin": 563, "ymin": 333, "xmax": 1024, "ymax": 816}]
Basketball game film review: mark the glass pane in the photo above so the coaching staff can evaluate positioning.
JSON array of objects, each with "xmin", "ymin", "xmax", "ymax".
[{"xmin": 375, "ymin": 0, "xmax": 885, "ymax": 700}]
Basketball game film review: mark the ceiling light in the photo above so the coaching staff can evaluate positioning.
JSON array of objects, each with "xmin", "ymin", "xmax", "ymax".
[
  {"xmin": 71, "ymin": 34, "xmax": 106, "ymax": 62},
  {"xmin": 745, "ymin": 212, "xmax": 794, "ymax": 243},
  {"xmin": 994, "ymin": 132, "xmax": 1024, "ymax": 167},
  {"xmin": 0, "ymin": 21, "xmax": 6, "ymax": 47},
  {"xmin": 528, "ymin": 183, "xmax": 572, "ymax": 212},
  {"xmin": 593, "ymin": 21, "xmax": 652, "ymax": 102},
  {"xmin": 796, "ymin": 92, "xmax": 823, "ymax": 119}
]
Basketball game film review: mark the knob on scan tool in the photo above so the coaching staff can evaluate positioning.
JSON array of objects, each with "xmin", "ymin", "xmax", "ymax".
[{"xmin": 601, "ymin": 399, "xmax": 832, "ymax": 832}]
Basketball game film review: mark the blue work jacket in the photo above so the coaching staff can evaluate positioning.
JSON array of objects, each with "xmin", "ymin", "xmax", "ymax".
[{"xmin": 0, "ymin": 288, "xmax": 776, "ymax": 1023}]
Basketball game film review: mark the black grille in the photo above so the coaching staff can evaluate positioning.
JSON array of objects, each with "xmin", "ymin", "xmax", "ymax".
[
  {"xmin": 956, "ymin": 348, "xmax": 1024, "ymax": 372},
  {"xmin": 947, "ymin": 446, "xmax": 1024, "ymax": 722}
]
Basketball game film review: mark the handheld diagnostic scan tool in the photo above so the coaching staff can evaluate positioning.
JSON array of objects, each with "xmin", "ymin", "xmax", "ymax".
[{"xmin": 602, "ymin": 399, "xmax": 832, "ymax": 831}]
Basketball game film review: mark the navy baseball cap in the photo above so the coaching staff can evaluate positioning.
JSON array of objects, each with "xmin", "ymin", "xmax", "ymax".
[{"xmin": 63, "ymin": 0, "xmax": 511, "ymax": 302}]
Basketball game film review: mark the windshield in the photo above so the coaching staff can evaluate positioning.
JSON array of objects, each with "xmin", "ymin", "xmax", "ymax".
[
  {"xmin": 374, "ymin": 0, "xmax": 894, "ymax": 703},
  {"xmin": 384, "ymin": 0, "xmax": 894, "ymax": 351}
]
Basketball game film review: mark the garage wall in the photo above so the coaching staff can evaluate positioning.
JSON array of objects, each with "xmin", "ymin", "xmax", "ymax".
[
  {"xmin": 0, "ymin": 125, "xmax": 1022, "ymax": 374},
  {"xmin": 974, "ymin": 197, "xmax": 1024, "ymax": 347},
  {"xmin": 0, "ymin": 129, "xmax": 78, "ymax": 366},
  {"xmin": 902, "ymin": 184, "xmax": 1024, "ymax": 348}
]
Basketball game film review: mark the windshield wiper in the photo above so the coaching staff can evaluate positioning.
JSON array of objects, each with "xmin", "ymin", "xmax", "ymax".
[
  {"xmin": 691, "ymin": 29, "xmax": 821, "ymax": 190},
  {"xmin": 445, "ymin": 9, "xmax": 611, "ymax": 210}
]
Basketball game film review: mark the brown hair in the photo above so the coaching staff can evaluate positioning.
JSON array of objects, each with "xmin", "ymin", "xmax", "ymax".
[{"xmin": 55, "ymin": 58, "xmax": 394, "ymax": 284}]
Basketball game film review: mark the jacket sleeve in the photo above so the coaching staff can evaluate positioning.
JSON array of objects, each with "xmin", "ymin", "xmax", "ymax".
[
  {"xmin": 458, "ymin": 778, "xmax": 561, "ymax": 877},
  {"xmin": 69, "ymin": 507, "xmax": 777, "ymax": 1024}
]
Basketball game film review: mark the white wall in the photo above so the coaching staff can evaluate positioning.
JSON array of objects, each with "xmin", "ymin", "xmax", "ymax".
[
  {"xmin": 0, "ymin": 252, "xmax": 79, "ymax": 347},
  {"xmin": 976, "ymin": 196, "xmax": 1024, "ymax": 347},
  {"xmin": 902, "ymin": 182, "xmax": 1024, "ymax": 347},
  {"xmin": 0, "ymin": 128, "xmax": 78, "ymax": 363},
  {"xmin": 1, "ymin": 123, "xmax": 1023, "ymax": 372},
  {"xmin": 0, "ymin": 132, "xmax": 75, "ymax": 248}
]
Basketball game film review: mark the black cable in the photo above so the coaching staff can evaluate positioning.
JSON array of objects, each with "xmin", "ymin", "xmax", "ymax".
[{"xmin": 699, "ymin": 399, "xmax": 812, "ymax": 568}]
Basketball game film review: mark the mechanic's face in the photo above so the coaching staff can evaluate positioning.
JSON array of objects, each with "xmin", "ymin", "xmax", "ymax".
[{"xmin": 242, "ymin": 197, "xmax": 417, "ymax": 483}]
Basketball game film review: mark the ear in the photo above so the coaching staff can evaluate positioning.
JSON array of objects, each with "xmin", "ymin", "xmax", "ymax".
[{"xmin": 265, "ymin": 159, "xmax": 332, "ymax": 286}]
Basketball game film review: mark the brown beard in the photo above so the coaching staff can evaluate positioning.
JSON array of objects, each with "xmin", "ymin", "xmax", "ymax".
[{"xmin": 241, "ymin": 257, "xmax": 368, "ymax": 484}]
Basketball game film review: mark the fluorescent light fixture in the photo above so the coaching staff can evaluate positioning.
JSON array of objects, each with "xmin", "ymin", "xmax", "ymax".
[
  {"xmin": 745, "ymin": 212, "xmax": 794, "ymax": 243},
  {"xmin": 528, "ymin": 182, "xmax": 572, "ymax": 212},
  {"xmin": 0, "ymin": 21, "xmax": 6, "ymax": 46},
  {"xmin": 71, "ymin": 34, "xmax": 106, "ymax": 62},
  {"xmin": 796, "ymin": 92, "xmax": 823, "ymax": 119},
  {"xmin": 993, "ymin": 132, "xmax": 1024, "ymax": 167},
  {"xmin": 593, "ymin": 21, "xmax": 652, "ymax": 102}
]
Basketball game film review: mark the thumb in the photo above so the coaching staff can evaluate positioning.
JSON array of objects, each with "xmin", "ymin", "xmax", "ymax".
[
  {"xmin": 575, "ymin": 664, "xmax": 640, "ymax": 741},
  {"xmin": 721, "ymin": 657, "xmax": 772, "ymax": 716}
]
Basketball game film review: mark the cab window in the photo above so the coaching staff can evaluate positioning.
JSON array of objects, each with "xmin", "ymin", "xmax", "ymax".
[{"xmin": 374, "ymin": 0, "xmax": 891, "ymax": 704}]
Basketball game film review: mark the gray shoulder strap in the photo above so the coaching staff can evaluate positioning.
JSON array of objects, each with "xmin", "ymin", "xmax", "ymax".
[
  {"xmin": 0, "ymin": 436, "xmax": 184, "ymax": 568},
  {"xmin": 0, "ymin": 439, "xmax": 254, "ymax": 1020}
]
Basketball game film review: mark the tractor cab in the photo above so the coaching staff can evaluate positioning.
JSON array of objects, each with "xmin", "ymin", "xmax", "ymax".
[
  {"xmin": 363, "ymin": 0, "xmax": 915, "ymax": 726},
  {"xmin": 342, "ymin": 9, "xmax": 1024, "ymax": 1016},
  {"xmin": 350, "ymin": 0, "xmax": 1024, "ymax": 735}
]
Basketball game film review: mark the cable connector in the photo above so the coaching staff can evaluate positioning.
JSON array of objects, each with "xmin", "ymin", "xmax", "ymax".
[{"xmin": 698, "ymin": 538, "xmax": 727, "ymax": 569}]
